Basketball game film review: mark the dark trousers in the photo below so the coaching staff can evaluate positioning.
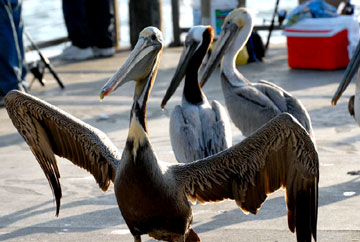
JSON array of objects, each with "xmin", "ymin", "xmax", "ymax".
[
  {"xmin": 62, "ymin": 0, "xmax": 115, "ymax": 49},
  {"xmin": 0, "ymin": 0, "xmax": 26, "ymax": 96}
]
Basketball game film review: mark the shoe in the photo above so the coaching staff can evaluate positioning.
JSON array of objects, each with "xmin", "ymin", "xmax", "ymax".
[
  {"xmin": 93, "ymin": 47, "xmax": 115, "ymax": 57},
  {"xmin": 60, "ymin": 45, "xmax": 78, "ymax": 56},
  {"xmin": 60, "ymin": 45, "xmax": 94, "ymax": 60}
]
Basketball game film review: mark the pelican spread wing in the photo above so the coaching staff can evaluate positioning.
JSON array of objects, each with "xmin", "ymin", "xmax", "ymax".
[
  {"xmin": 172, "ymin": 113, "xmax": 318, "ymax": 241},
  {"xmin": 5, "ymin": 90, "xmax": 121, "ymax": 215}
]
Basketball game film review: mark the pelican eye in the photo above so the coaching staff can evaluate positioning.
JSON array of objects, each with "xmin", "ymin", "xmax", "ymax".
[{"xmin": 151, "ymin": 35, "xmax": 156, "ymax": 41}]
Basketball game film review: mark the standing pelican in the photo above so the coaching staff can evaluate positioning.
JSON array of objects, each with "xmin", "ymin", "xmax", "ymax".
[
  {"xmin": 332, "ymin": 40, "xmax": 360, "ymax": 125},
  {"xmin": 161, "ymin": 25, "xmax": 232, "ymax": 163},
  {"xmin": 200, "ymin": 8, "xmax": 314, "ymax": 139},
  {"xmin": 5, "ymin": 27, "xmax": 318, "ymax": 242}
]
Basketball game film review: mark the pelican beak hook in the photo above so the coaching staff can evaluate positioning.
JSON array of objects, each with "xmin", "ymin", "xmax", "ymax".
[{"xmin": 332, "ymin": 40, "xmax": 360, "ymax": 106}]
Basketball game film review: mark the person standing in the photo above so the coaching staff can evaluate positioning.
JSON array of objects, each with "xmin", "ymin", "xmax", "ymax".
[
  {"xmin": 0, "ymin": 0, "xmax": 27, "ymax": 106},
  {"xmin": 60, "ymin": 0, "xmax": 116, "ymax": 60}
]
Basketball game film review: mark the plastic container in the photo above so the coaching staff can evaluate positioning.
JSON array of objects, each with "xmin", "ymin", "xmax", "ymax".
[
  {"xmin": 286, "ymin": 29, "xmax": 349, "ymax": 70},
  {"xmin": 284, "ymin": 15, "xmax": 359, "ymax": 70}
]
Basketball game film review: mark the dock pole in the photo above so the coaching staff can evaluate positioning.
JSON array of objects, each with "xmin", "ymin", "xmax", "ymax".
[
  {"xmin": 171, "ymin": 0, "xmax": 181, "ymax": 46},
  {"xmin": 113, "ymin": 0, "xmax": 121, "ymax": 50},
  {"xmin": 200, "ymin": 0, "xmax": 210, "ymax": 25},
  {"xmin": 129, "ymin": 0, "xmax": 162, "ymax": 49}
]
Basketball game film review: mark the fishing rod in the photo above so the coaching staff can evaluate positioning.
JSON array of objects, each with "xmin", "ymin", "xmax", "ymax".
[
  {"xmin": 264, "ymin": 0, "xmax": 280, "ymax": 53},
  {"xmin": 24, "ymin": 30, "xmax": 65, "ymax": 89}
]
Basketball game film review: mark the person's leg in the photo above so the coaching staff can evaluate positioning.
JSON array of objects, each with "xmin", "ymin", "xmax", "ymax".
[
  {"xmin": 87, "ymin": 0, "xmax": 115, "ymax": 50},
  {"xmin": 12, "ymin": 0, "xmax": 26, "ymax": 82},
  {"xmin": 0, "ymin": 0, "xmax": 26, "ymax": 97},
  {"xmin": 62, "ymin": 0, "xmax": 91, "ymax": 48},
  {"xmin": 61, "ymin": 0, "xmax": 94, "ymax": 60}
]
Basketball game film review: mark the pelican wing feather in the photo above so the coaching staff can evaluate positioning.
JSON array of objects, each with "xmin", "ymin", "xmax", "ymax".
[
  {"xmin": 169, "ymin": 105, "xmax": 203, "ymax": 162},
  {"xmin": 257, "ymin": 80, "xmax": 313, "ymax": 137},
  {"xmin": 172, "ymin": 113, "xmax": 318, "ymax": 241},
  {"xmin": 208, "ymin": 100, "xmax": 232, "ymax": 151},
  {"xmin": 5, "ymin": 90, "xmax": 121, "ymax": 216}
]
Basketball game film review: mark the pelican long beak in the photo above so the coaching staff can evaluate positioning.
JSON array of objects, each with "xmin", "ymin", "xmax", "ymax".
[
  {"xmin": 161, "ymin": 41, "xmax": 198, "ymax": 108},
  {"xmin": 100, "ymin": 38, "xmax": 161, "ymax": 99},
  {"xmin": 199, "ymin": 24, "xmax": 238, "ymax": 87},
  {"xmin": 331, "ymin": 41, "xmax": 360, "ymax": 106}
]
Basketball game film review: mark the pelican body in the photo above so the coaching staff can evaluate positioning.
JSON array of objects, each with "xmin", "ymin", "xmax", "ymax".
[
  {"xmin": 161, "ymin": 25, "xmax": 232, "ymax": 163},
  {"xmin": 332, "ymin": 39, "xmax": 360, "ymax": 125},
  {"xmin": 5, "ymin": 26, "xmax": 318, "ymax": 242},
  {"xmin": 200, "ymin": 8, "xmax": 314, "ymax": 139}
]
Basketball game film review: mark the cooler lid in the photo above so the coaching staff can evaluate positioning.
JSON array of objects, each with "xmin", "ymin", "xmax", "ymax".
[{"xmin": 283, "ymin": 15, "xmax": 357, "ymax": 37}]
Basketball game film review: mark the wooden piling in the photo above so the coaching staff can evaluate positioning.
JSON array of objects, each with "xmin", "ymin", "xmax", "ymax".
[
  {"xmin": 113, "ymin": 0, "xmax": 121, "ymax": 50},
  {"xmin": 237, "ymin": 0, "xmax": 246, "ymax": 7},
  {"xmin": 171, "ymin": 0, "xmax": 181, "ymax": 46},
  {"xmin": 200, "ymin": 0, "xmax": 210, "ymax": 25},
  {"xmin": 129, "ymin": 0, "xmax": 162, "ymax": 48}
]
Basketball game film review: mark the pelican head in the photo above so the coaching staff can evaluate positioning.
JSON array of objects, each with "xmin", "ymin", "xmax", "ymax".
[
  {"xmin": 331, "ymin": 40, "xmax": 360, "ymax": 106},
  {"xmin": 199, "ymin": 8, "xmax": 253, "ymax": 87},
  {"xmin": 161, "ymin": 25, "xmax": 214, "ymax": 108},
  {"xmin": 100, "ymin": 27, "xmax": 164, "ymax": 100}
]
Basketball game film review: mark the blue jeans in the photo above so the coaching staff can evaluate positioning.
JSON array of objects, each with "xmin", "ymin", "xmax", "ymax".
[{"xmin": 0, "ymin": 0, "xmax": 26, "ymax": 96}]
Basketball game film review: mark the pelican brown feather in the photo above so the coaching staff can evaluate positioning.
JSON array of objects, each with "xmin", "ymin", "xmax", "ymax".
[
  {"xmin": 172, "ymin": 113, "xmax": 318, "ymax": 241},
  {"xmin": 5, "ymin": 26, "xmax": 318, "ymax": 242},
  {"xmin": 5, "ymin": 90, "xmax": 121, "ymax": 215}
]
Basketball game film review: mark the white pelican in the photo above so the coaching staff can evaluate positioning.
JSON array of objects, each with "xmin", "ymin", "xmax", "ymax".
[
  {"xmin": 5, "ymin": 26, "xmax": 318, "ymax": 242},
  {"xmin": 199, "ymin": 8, "xmax": 314, "ymax": 139},
  {"xmin": 161, "ymin": 25, "xmax": 232, "ymax": 163},
  {"xmin": 332, "ymin": 40, "xmax": 360, "ymax": 125}
]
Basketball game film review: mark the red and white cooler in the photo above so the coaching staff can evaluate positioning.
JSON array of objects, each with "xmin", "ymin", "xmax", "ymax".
[{"xmin": 284, "ymin": 16, "xmax": 360, "ymax": 70}]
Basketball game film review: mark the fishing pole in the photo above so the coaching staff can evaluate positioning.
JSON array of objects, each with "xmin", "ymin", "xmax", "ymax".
[
  {"xmin": 264, "ymin": 0, "xmax": 280, "ymax": 53},
  {"xmin": 24, "ymin": 30, "xmax": 65, "ymax": 89}
]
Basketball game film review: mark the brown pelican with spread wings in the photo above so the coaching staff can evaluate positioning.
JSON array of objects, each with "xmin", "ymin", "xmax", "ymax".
[{"xmin": 5, "ymin": 26, "xmax": 318, "ymax": 242}]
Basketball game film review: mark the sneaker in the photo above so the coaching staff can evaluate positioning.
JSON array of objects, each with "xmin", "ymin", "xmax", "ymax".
[
  {"xmin": 60, "ymin": 45, "xmax": 78, "ymax": 56},
  {"xmin": 60, "ymin": 45, "xmax": 94, "ymax": 60},
  {"xmin": 93, "ymin": 47, "xmax": 115, "ymax": 57}
]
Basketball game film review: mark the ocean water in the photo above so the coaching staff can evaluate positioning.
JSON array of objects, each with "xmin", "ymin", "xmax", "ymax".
[{"xmin": 22, "ymin": 0, "xmax": 360, "ymax": 58}]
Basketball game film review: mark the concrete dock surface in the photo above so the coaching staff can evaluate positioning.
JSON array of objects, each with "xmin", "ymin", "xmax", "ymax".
[{"xmin": 1, "ymin": 44, "xmax": 360, "ymax": 241}]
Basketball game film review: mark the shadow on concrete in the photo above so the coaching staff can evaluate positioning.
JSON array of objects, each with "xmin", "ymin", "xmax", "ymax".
[
  {"xmin": 1, "ymin": 177, "xmax": 359, "ymax": 241},
  {"xmin": 309, "ymin": 101, "xmax": 356, "ymax": 128},
  {"xmin": 193, "ymin": 177, "xmax": 360, "ymax": 233},
  {"xmin": 0, "ymin": 194, "xmax": 123, "ymax": 241}
]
